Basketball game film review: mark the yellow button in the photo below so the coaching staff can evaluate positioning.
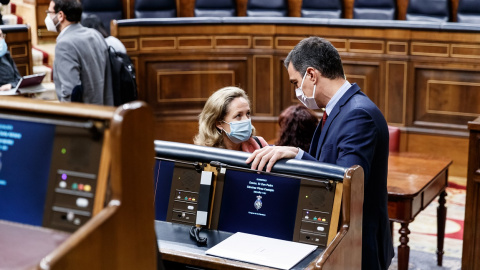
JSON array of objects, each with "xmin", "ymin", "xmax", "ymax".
[{"xmin": 84, "ymin": 185, "xmax": 92, "ymax": 192}]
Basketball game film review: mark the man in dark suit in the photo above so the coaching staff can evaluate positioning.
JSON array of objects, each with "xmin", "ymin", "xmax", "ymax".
[{"xmin": 246, "ymin": 36, "xmax": 394, "ymax": 270}]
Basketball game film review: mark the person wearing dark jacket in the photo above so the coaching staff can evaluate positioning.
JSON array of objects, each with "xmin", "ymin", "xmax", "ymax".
[
  {"xmin": 247, "ymin": 36, "xmax": 394, "ymax": 270},
  {"xmin": 0, "ymin": 28, "xmax": 21, "ymax": 91}
]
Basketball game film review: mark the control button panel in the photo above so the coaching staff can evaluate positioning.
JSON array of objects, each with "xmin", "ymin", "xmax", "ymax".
[
  {"xmin": 299, "ymin": 231, "xmax": 327, "ymax": 246},
  {"xmin": 166, "ymin": 163, "xmax": 202, "ymax": 225},
  {"xmin": 42, "ymin": 124, "xmax": 104, "ymax": 232},
  {"xmin": 293, "ymin": 180, "xmax": 336, "ymax": 247}
]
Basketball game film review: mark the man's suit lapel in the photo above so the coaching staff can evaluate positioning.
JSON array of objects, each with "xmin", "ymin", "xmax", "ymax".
[{"xmin": 314, "ymin": 83, "xmax": 362, "ymax": 159}]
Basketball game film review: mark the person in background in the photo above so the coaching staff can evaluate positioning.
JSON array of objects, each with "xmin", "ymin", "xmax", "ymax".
[
  {"xmin": 247, "ymin": 36, "xmax": 394, "ymax": 270},
  {"xmin": 46, "ymin": 0, "xmax": 113, "ymax": 104},
  {"xmin": 0, "ymin": 0, "xmax": 10, "ymax": 25},
  {"xmin": 0, "ymin": 28, "xmax": 21, "ymax": 91},
  {"xmin": 81, "ymin": 14, "xmax": 126, "ymax": 54},
  {"xmin": 275, "ymin": 104, "xmax": 318, "ymax": 151},
  {"xmin": 194, "ymin": 86, "xmax": 268, "ymax": 152}
]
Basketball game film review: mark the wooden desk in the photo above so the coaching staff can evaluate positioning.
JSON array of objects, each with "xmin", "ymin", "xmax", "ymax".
[{"xmin": 387, "ymin": 152, "xmax": 452, "ymax": 270}]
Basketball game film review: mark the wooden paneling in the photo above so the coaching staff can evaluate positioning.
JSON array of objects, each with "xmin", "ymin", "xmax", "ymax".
[
  {"xmin": 462, "ymin": 117, "xmax": 480, "ymax": 269},
  {"xmin": 386, "ymin": 61, "xmax": 407, "ymax": 124},
  {"xmin": 344, "ymin": 61, "xmax": 384, "ymax": 112},
  {"xmin": 253, "ymin": 55, "xmax": 273, "ymax": 115},
  {"xmin": 405, "ymin": 133, "xmax": 468, "ymax": 178},
  {"xmin": 144, "ymin": 58, "xmax": 248, "ymax": 117},
  {"xmin": 414, "ymin": 66, "xmax": 480, "ymax": 127},
  {"xmin": 349, "ymin": 40, "xmax": 384, "ymax": 54},
  {"xmin": 451, "ymin": 44, "xmax": 480, "ymax": 59}
]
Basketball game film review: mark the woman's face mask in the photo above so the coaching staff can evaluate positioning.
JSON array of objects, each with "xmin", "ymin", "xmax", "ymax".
[
  {"xmin": 0, "ymin": 39, "xmax": 8, "ymax": 57},
  {"xmin": 295, "ymin": 71, "xmax": 320, "ymax": 110},
  {"xmin": 222, "ymin": 118, "xmax": 252, "ymax": 144}
]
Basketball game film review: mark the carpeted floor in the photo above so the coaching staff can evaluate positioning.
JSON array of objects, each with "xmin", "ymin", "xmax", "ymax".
[{"xmin": 388, "ymin": 177, "xmax": 465, "ymax": 270}]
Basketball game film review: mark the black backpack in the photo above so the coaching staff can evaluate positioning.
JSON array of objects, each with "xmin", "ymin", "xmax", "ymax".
[{"xmin": 108, "ymin": 46, "xmax": 138, "ymax": 106}]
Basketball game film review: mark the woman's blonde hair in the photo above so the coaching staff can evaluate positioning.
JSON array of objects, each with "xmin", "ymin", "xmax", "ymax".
[{"xmin": 194, "ymin": 86, "xmax": 255, "ymax": 147}]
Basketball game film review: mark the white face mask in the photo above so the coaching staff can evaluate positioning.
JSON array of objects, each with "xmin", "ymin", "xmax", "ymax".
[
  {"xmin": 45, "ymin": 13, "xmax": 60, "ymax": 33},
  {"xmin": 295, "ymin": 71, "xmax": 320, "ymax": 110}
]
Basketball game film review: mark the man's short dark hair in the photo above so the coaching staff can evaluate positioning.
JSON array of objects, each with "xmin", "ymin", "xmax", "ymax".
[
  {"xmin": 284, "ymin": 36, "xmax": 345, "ymax": 80},
  {"xmin": 52, "ymin": 0, "xmax": 82, "ymax": 23}
]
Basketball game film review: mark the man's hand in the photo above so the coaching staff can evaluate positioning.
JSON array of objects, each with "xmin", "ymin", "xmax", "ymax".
[
  {"xmin": 0, "ymin": 84, "xmax": 12, "ymax": 91},
  {"xmin": 246, "ymin": 146, "xmax": 299, "ymax": 172}
]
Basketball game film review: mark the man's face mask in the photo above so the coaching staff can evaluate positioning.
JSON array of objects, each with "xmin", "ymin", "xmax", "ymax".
[
  {"xmin": 45, "ymin": 13, "xmax": 60, "ymax": 33},
  {"xmin": 295, "ymin": 71, "xmax": 320, "ymax": 110},
  {"xmin": 0, "ymin": 38, "xmax": 8, "ymax": 57},
  {"xmin": 222, "ymin": 118, "xmax": 252, "ymax": 144}
]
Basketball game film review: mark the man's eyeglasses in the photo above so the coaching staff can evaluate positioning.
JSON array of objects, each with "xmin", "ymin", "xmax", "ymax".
[{"xmin": 45, "ymin": 10, "xmax": 56, "ymax": 14}]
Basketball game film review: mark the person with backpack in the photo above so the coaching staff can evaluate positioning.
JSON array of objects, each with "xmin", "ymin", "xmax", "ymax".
[
  {"xmin": 194, "ymin": 86, "xmax": 268, "ymax": 152},
  {"xmin": 46, "ymin": 0, "xmax": 113, "ymax": 105},
  {"xmin": 81, "ymin": 14, "xmax": 126, "ymax": 54},
  {"xmin": 81, "ymin": 14, "xmax": 137, "ymax": 106}
]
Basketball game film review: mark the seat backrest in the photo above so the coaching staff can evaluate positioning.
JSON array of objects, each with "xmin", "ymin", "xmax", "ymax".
[
  {"xmin": 388, "ymin": 126, "xmax": 400, "ymax": 152},
  {"xmin": 134, "ymin": 0, "xmax": 177, "ymax": 18},
  {"xmin": 301, "ymin": 0, "xmax": 343, "ymax": 19},
  {"xmin": 353, "ymin": 0, "xmax": 396, "ymax": 20},
  {"xmin": 457, "ymin": 0, "xmax": 480, "ymax": 24},
  {"xmin": 246, "ymin": 0, "xmax": 288, "ymax": 17},
  {"xmin": 194, "ymin": 0, "xmax": 236, "ymax": 17},
  {"xmin": 81, "ymin": 0, "xmax": 122, "ymax": 35},
  {"xmin": 406, "ymin": 0, "xmax": 450, "ymax": 22}
]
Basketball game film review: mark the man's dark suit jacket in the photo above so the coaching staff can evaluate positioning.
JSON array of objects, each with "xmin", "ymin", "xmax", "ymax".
[{"xmin": 300, "ymin": 83, "xmax": 394, "ymax": 270}]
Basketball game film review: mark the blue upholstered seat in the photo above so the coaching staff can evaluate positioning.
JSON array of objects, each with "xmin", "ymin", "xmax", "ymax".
[
  {"xmin": 301, "ymin": 0, "xmax": 343, "ymax": 19},
  {"xmin": 135, "ymin": 0, "xmax": 177, "ymax": 19},
  {"xmin": 81, "ymin": 0, "xmax": 122, "ymax": 34},
  {"xmin": 457, "ymin": 0, "xmax": 480, "ymax": 24},
  {"xmin": 194, "ymin": 0, "xmax": 236, "ymax": 17},
  {"xmin": 353, "ymin": 0, "xmax": 396, "ymax": 20},
  {"xmin": 246, "ymin": 0, "xmax": 288, "ymax": 17},
  {"xmin": 406, "ymin": 0, "xmax": 450, "ymax": 22}
]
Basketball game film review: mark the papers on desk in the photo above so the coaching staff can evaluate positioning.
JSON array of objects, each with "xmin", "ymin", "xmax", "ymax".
[
  {"xmin": 0, "ymin": 84, "xmax": 48, "ymax": 96},
  {"xmin": 0, "ymin": 88, "xmax": 18, "ymax": 95},
  {"xmin": 205, "ymin": 232, "xmax": 317, "ymax": 270}
]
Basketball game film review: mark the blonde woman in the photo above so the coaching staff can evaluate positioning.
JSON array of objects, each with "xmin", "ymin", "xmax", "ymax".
[{"xmin": 194, "ymin": 86, "xmax": 268, "ymax": 152}]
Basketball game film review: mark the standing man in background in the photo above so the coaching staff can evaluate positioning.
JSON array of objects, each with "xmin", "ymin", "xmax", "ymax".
[
  {"xmin": 247, "ymin": 36, "xmax": 394, "ymax": 270},
  {"xmin": 46, "ymin": 0, "xmax": 113, "ymax": 105}
]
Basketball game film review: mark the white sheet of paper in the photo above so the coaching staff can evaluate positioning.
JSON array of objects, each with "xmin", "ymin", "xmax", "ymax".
[
  {"xmin": 205, "ymin": 232, "xmax": 317, "ymax": 270},
  {"xmin": 0, "ymin": 89, "xmax": 18, "ymax": 95}
]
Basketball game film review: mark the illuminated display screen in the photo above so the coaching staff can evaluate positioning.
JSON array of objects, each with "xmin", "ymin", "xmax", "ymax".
[
  {"xmin": 218, "ymin": 169, "xmax": 300, "ymax": 241},
  {"xmin": 154, "ymin": 159, "xmax": 174, "ymax": 221},
  {"xmin": 0, "ymin": 118, "xmax": 55, "ymax": 226}
]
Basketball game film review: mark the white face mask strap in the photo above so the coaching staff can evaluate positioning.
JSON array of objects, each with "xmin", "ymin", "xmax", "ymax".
[{"xmin": 299, "ymin": 71, "xmax": 308, "ymax": 89}]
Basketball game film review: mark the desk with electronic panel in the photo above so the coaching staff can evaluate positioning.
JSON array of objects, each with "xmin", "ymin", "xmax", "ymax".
[
  {"xmin": 153, "ymin": 140, "xmax": 364, "ymax": 269},
  {"xmin": 0, "ymin": 97, "xmax": 156, "ymax": 269}
]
